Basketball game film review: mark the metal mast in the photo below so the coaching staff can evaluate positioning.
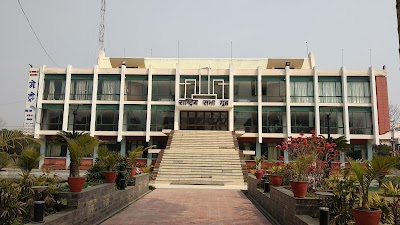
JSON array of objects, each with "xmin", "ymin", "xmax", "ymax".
[{"xmin": 98, "ymin": 0, "xmax": 106, "ymax": 51}]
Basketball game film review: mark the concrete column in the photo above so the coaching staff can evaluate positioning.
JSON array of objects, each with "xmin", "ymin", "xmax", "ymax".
[
  {"xmin": 174, "ymin": 64, "xmax": 180, "ymax": 130},
  {"xmin": 146, "ymin": 67, "xmax": 153, "ymax": 142},
  {"xmin": 120, "ymin": 139, "xmax": 126, "ymax": 156},
  {"xmin": 229, "ymin": 64, "xmax": 234, "ymax": 131},
  {"xmin": 367, "ymin": 143, "xmax": 373, "ymax": 160},
  {"xmin": 117, "ymin": 65, "xmax": 126, "ymax": 142},
  {"xmin": 66, "ymin": 149, "xmax": 71, "ymax": 170},
  {"xmin": 39, "ymin": 139, "xmax": 46, "ymax": 169},
  {"xmin": 90, "ymin": 65, "xmax": 99, "ymax": 137},
  {"xmin": 341, "ymin": 67, "xmax": 350, "ymax": 142},
  {"xmin": 62, "ymin": 65, "xmax": 72, "ymax": 131},
  {"xmin": 255, "ymin": 141, "xmax": 261, "ymax": 158},
  {"xmin": 92, "ymin": 145, "xmax": 98, "ymax": 164},
  {"xmin": 257, "ymin": 66, "xmax": 262, "ymax": 143},
  {"xmin": 313, "ymin": 67, "xmax": 320, "ymax": 135},
  {"xmin": 370, "ymin": 67, "xmax": 379, "ymax": 145},
  {"xmin": 35, "ymin": 65, "xmax": 46, "ymax": 138},
  {"xmin": 284, "ymin": 66, "xmax": 291, "ymax": 162}
]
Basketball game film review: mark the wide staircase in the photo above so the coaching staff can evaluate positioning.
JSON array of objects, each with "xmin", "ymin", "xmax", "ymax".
[{"xmin": 153, "ymin": 130, "xmax": 246, "ymax": 188}]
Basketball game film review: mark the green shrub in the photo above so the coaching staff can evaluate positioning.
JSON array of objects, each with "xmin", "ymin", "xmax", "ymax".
[
  {"xmin": 18, "ymin": 147, "xmax": 41, "ymax": 172},
  {"xmin": 0, "ymin": 172, "xmax": 62, "ymax": 224},
  {"xmin": 86, "ymin": 158, "xmax": 106, "ymax": 183},
  {"xmin": 0, "ymin": 152, "xmax": 10, "ymax": 170}
]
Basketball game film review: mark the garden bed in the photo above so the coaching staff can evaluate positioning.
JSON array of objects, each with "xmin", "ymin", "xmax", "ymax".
[
  {"xmin": 25, "ymin": 173, "xmax": 150, "ymax": 225},
  {"xmin": 247, "ymin": 175, "xmax": 319, "ymax": 225}
]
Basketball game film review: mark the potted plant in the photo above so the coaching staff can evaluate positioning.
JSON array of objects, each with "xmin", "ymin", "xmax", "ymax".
[
  {"xmin": 53, "ymin": 131, "xmax": 100, "ymax": 192},
  {"xmin": 254, "ymin": 156, "xmax": 265, "ymax": 180},
  {"xmin": 97, "ymin": 146, "xmax": 119, "ymax": 183},
  {"xmin": 17, "ymin": 146, "xmax": 41, "ymax": 172},
  {"xmin": 270, "ymin": 165, "xmax": 284, "ymax": 186},
  {"xmin": 128, "ymin": 145, "xmax": 156, "ymax": 177},
  {"xmin": 290, "ymin": 154, "xmax": 314, "ymax": 198},
  {"xmin": 350, "ymin": 155, "xmax": 400, "ymax": 225}
]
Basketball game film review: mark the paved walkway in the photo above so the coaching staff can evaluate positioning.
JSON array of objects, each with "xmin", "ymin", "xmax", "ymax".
[{"xmin": 101, "ymin": 189, "xmax": 272, "ymax": 225}]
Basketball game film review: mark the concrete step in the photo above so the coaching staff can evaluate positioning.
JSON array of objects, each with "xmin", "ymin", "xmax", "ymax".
[
  {"xmin": 156, "ymin": 173, "xmax": 244, "ymax": 178},
  {"xmin": 157, "ymin": 168, "xmax": 243, "ymax": 173}
]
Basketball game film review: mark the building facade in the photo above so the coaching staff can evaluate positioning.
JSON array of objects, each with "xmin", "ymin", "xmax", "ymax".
[{"xmin": 24, "ymin": 51, "xmax": 391, "ymax": 169}]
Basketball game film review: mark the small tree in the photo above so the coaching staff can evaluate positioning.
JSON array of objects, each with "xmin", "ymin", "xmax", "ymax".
[
  {"xmin": 0, "ymin": 130, "xmax": 40, "ymax": 153},
  {"xmin": 18, "ymin": 146, "xmax": 41, "ymax": 172},
  {"xmin": 53, "ymin": 131, "xmax": 100, "ymax": 177}
]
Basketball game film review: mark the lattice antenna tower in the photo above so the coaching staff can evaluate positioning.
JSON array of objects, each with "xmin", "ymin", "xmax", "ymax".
[{"xmin": 98, "ymin": 0, "xmax": 106, "ymax": 51}]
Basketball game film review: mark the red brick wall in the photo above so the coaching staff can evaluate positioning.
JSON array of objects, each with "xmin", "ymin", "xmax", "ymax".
[{"xmin": 375, "ymin": 76, "xmax": 390, "ymax": 135}]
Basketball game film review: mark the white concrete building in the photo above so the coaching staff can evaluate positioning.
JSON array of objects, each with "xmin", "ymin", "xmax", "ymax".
[{"xmin": 23, "ymin": 51, "xmax": 391, "ymax": 169}]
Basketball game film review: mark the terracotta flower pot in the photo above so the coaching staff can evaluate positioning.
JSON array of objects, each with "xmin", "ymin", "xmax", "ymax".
[
  {"xmin": 68, "ymin": 177, "xmax": 85, "ymax": 193},
  {"xmin": 255, "ymin": 170, "xmax": 264, "ymax": 180},
  {"xmin": 290, "ymin": 180, "xmax": 308, "ymax": 198},
  {"xmin": 104, "ymin": 171, "xmax": 117, "ymax": 183},
  {"xmin": 352, "ymin": 208, "xmax": 382, "ymax": 225},
  {"xmin": 270, "ymin": 175, "xmax": 283, "ymax": 186}
]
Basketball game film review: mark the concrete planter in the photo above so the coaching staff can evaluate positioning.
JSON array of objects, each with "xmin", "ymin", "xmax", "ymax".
[{"xmin": 26, "ymin": 174, "xmax": 150, "ymax": 225}]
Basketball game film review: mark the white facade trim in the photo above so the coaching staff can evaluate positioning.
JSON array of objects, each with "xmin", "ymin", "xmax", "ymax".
[
  {"xmin": 313, "ymin": 67, "xmax": 320, "ymax": 135},
  {"xmin": 90, "ymin": 65, "xmax": 99, "ymax": 137},
  {"xmin": 62, "ymin": 65, "xmax": 72, "ymax": 131},
  {"xmin": 146, "ymin": 67, "xmax": 153, "ymax": 142},
  {"xmin": 34, "ymin": 65, "xmax": 46, "ymax": 138},
  {"xmin": 117, "ymin": 65, "xmax": 126, "ymax": 142},
  {"xmin": 370, "ymin": 67, "xmax": 379, "ymax": 145}
]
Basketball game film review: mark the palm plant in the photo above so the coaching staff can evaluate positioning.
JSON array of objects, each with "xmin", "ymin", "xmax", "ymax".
[
  {"xmin": 350, "ymin": 155, "xmax": 400, "ymax": 210},
  {"xmin": 254, "ymin": 156, "xmax": 265, "ymax": 171},
  {"xmin": 0, "ymin": 130, "xmax": 41, "ymax": 153},
  {"xmin": 53, "ymin": 131, "xmax": 100, "ymax": 177},
  {"xmin": 128, "ymin": 145, "xmax": 156, "ymax": 167},
  {"xmin": 18, "ymin": 146, "xmax": 41, "ymax": 172},
  {"xmin": 97, "ymin": 146, "xmax": 119, "ymax": 172}
]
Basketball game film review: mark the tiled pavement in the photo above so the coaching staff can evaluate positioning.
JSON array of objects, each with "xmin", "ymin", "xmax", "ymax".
[{"xmin": 101, "ymin": 188, "xmax": 273, "ymax": 225}]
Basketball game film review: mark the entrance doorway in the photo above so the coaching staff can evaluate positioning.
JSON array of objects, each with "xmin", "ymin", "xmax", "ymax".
[{"xmin": 180, "ymin": 111, "xmax": 228, "ymax": 130}]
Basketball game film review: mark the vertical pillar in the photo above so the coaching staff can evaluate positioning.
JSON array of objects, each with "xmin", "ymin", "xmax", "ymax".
[
  {"xmin": 92, "ymin": 146, "xmax": 98, "ymax": 164},
  {"xmin": 90, "ymin": 65, "xmax": 99, "ymax": 137},
  {"xmin": 174, "ymin": 64, "xmax": 180, "ymax": 130},
  {"xmin": 66, "ymin": 149, "xmax": 71, "ymax": 170},
  {"xmin": 313, "ymin": 67, "xmax": 320, "ymax": 135},
  {"xmin": 62, "ymin": 65, "xmax": 72, "ymax": 131},
  {"xmin": 341, "ymin": 67, "xmax": 350, "ymax": 162},
  {"xmin": 120, "ymin": 139, "xmax": 126, "ymax": 156},
  {"xmin": 255, "ymin": 141, "xmax": 261, "ymax": 158},
  {"xmin": 146, "ymin": 67, "xmax": 153, "ymax": 142},
  {"xmin": 229, "ymin": 64, "xmax": 234, "ymax": 131},
  {"xmin": 39, "ymin": 139, "xmax": 46, "ymax": 169},
  {"xmin": 367, "ymin": 143, "xmax": 373, "ymax": 160},
  {"xmin": 257, "ymin": 66, "xmax": 262, "ymax": 143},
  {"xmin": 35, "ymin": 65, "xmax": 46, "ymax": 138},
  {"xmin": 117, "ymin": 65, "xmax": 126, "ymax": 142},
  {"xmin": 370, "ymin": 67, "xmax": 379, "ymax": 146},
  {"xmin": 284, "ymin": 66, "xmax": 291, "ymax": 162}
]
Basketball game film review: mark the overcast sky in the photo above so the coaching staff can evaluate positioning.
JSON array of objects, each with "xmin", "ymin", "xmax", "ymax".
[{"xmin": 0, "ymin": 0, "xmax": 399, "ymax": 128}]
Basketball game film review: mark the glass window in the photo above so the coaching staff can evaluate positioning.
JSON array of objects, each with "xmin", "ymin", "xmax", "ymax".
[
  {"xmin": 97, "ymin": 75, "xmax": 121, "ymax": 101},
  {"xmin": 96, "ymin": 106, "xmax": 119, "ymax": 131},
  {"xmin": 319, "ymin": 107, "xmax": 344, "ymax": 134},
  {"xmin": 349, "ymin": 107, "xmax": 372, "ymax": 134},
  {"xmin": 318, "ymin": 77, "xmax": 342, "ymax": 103},
  {"xmin": 347, "ymin": 144, "xmax": 367, "ymax": 160},
  {"xmin": 290, "ymin": 77, "xmax": 314, "ymax": 103},
  {"xmin": 152, "ymin": 76, "xmax": 175, "ymax": 101},
  {"xmin": 234, "ymin": 107, "xmax": 258, "ymax": 133},
  {"xmin": 45, "ymin": 143, "xmax": 67, "ymax": 157},
  {"xmin": 43, "ymin": 79, "xmax": 66, "ymax": 100},
  {"xmin": 291, "ymin": 107, "xmax": 314, "ymax": 133},
  {"xmin": 70, "ymin": 75, "xmax": 93, "ymax": 100},
  {"xmin": 212, "ymin": 79, "xmax": 229, "ymax": 99},
  {"xmin": 234, "ymin": 76, "xmax": 257, "ymax": 102},
  {"xmin": 261, "ymin": 143, "xmax": 283, "ymax": 160},
  {"xmin": 262, "ymin": 107, "xmax": 286, "ymax": 133},
  {"xmin": 150, "ymin": 106, "xmax": 174, "ymax": 131},
  {"xmin": 126, "ymin": 140, "xmax": 147, "ymax": 157},
  {"xmin": 262, "ymin": 77, "xmax": 286, "ymax": 102},
  {"xmin": 68, "ymin": 106, "xmax": 91, "ymax": 131},
  {"xmin": 125, "ymin": 76, "xmax": 148, "ymax": 101},
  {"xmin": 238, "ymin": 142, "xmax": 256, "ymax": 160},
  {"xmin": 124, "ymin": 105, "xmax": 147, "ymax": 131},
  {"xmin": 41, "ymin": 105, "xmax": 63, "ymax": 130},
  {"xmin": 347, "ymin": 77, "xmax": 371, "ymax": 103},
  {"xmin": 99, "ymin": 141, "xmax": 121, "ymax": 153}
]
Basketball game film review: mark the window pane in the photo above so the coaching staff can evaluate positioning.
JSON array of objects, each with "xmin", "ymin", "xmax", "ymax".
[
  {"xmin": 70, "ymin": 80, "xmax": 93, "ymax": 100},
  {"xmin": 97, "ymin": 80, "xmax": 121, "ymax": 101},
  {"xmin": 43, "ymin": 80, "xmax": 66, "ymax": 100},
  {"xmin": 42, "ymin": 109, "xmax": 63, "ymax": 130},
  {"xmin": 125, "ymin": 80, "xmax": 147, "ymax": 101}
]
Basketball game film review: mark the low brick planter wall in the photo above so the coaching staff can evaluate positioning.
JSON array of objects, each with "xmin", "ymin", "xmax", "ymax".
[
  {"xmin": 26, "ymin": 173, "xmax": 150, "ymax": 225},
  {"xmin": 247, "ymin": 175, "xmax": 319, "ymax": 225}
]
